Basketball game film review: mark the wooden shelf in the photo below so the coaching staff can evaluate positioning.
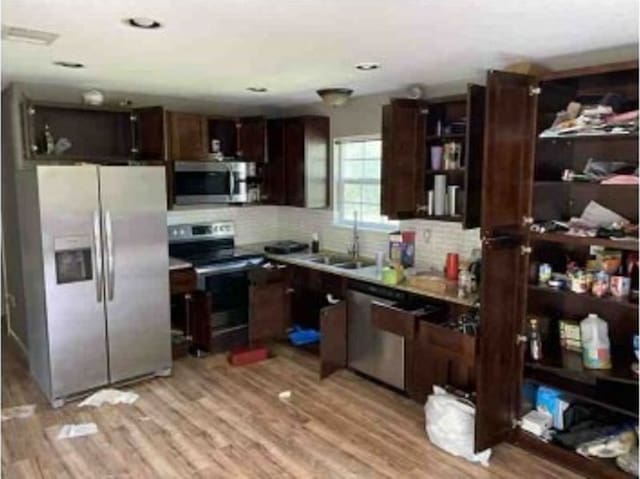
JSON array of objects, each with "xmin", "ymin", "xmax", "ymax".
[
  {"xmin": 528, "ymin": 231, "xmax": 639, "ymax": 251},
  {"xmin": 426, "ymin": 133, "xmax": 466, "ymax": 142},
  {"xmin": 424, "ymin": 168, "xmax": 465, "ymax": 175},
  {"xmin": 528, "ymin": 284, "xmax": 638, "ymax": 312},
  {"xmin": 538, "ymin": 133, "xmax": 638, "ymax": 142},
  {"xmin": 526, "ymin": 349, "xmax": 638, "ymax": 387},
  {"xmin": 513, "ymin": 430, "xmax": 634, "ymax": 479},
  {"xmin": 416, "ymin": 214, "xmax": 463, "ymax": 222}
]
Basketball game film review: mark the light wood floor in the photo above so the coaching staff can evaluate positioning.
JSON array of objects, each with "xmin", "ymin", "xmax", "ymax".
[{"xmin": 2, "ymin": 340, "xmax": 582, "ymax": 479}]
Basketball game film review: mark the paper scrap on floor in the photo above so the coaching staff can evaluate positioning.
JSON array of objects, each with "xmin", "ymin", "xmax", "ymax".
[
  {"xmin": 57, "ymin": 422, "xmax": 98, "ymax": 439},
  {"xmin": 278, "ymin": 390, "xmax": 292, "ymax": 401},
  {"xmin": 78, "ymin": 388, "xmax": 139, "ymax": 408},
  {"xmin": 1, "ymin": 404, "xmax": 36, "ymax": 421}
]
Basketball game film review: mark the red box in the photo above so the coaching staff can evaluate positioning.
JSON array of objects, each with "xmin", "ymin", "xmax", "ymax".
[{"xmin": 228, "ymin": 345, "xmax": 269, "ymax": 366}]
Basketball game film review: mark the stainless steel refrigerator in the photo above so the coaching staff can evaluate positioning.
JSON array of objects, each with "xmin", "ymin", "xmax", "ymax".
[{"xmin": 20, "ymin": 165, "xmax": 172, "ymax": 407}]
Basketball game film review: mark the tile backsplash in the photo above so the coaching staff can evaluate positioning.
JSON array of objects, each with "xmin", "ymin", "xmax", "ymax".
[{"xmin": 167, "ymin": 205, "xmax": 481, "ymax": 270}]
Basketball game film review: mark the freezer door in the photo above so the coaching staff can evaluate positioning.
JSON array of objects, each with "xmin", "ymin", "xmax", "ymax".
[
  {"xmin": 98, "ymin": 166, "xmax": 171, "ymax": 382},
  {"xmin": 37, "ymin": 165, "xmax": 109, "ymax": 399}
]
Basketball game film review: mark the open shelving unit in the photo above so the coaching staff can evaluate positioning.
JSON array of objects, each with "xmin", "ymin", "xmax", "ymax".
[{"xmin": 523, "ymin": 63, "xmax": 639, "ymax": 479}]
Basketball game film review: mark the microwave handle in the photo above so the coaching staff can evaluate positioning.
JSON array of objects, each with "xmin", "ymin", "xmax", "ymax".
[{"xmin": 229, "ymin": 169, "xmax": 236, "ymax": 198}]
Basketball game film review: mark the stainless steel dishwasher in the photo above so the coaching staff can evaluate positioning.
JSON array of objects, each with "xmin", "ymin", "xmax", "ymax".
[{"xmin": 347, "ymin": 281, "xmax": 407, "ymax": 390}]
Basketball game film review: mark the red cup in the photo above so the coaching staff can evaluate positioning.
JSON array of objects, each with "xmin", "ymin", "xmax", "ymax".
[{"xmin": 445, "ymin": 253, "xmax": 459, "ymax": 281}]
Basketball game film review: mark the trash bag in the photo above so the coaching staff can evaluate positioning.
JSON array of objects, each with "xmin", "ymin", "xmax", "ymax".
[{"xmin": 424, "ymin": 386, "xmax": 492, "ymax": 466}]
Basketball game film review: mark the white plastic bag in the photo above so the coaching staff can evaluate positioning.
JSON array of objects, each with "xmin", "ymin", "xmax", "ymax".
[{"xmin": 425, "ymin": 386, "xmax": 491, "ymax": 466}]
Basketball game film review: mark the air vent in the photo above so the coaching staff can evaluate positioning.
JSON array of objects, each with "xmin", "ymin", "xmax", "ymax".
[{"xmin": 2, "ymin": 25, "xmax": 59, "ymax": 45}]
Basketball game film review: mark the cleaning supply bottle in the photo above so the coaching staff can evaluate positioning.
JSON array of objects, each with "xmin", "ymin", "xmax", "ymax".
[
  {"xmin": 580, "ymin": 313, "xmax": 612, "ymax": 369},
  {"xmin": 311, "ymin": 233, "xmax": 320, "ymax": 253}
]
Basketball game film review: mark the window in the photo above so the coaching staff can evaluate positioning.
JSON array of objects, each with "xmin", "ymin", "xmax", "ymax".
[{"xmin": 334, "ymin": 136, "xmax": 398, "ymax": 230}]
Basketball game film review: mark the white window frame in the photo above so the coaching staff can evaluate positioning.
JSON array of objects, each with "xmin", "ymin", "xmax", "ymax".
[{"xmin": 333, "ymin": 135, "xmax": 398, "ymax": 231}]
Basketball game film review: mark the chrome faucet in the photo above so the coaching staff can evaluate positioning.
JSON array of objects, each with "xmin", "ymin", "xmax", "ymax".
[{"xmin": 347, "ymin": 211, "xmax": 360, "ymax": 261}]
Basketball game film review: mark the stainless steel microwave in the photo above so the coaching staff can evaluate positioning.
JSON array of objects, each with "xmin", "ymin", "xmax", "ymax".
[{"xmin": 174, "ymin": 161, "xmax": 254, "ymax": 205}]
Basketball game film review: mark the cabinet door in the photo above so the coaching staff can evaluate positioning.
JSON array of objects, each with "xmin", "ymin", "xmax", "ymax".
[
  {"xmin": 263, "ymin": 119, "xmax": 287, "ymax": 204},
  {"xmin": 168, "ymin": 112, "xmax": 208, "ymax": 161},
  {"xmin": 481, "ymin": 71, "xmax": 537, "ymax": 235},
  {"xmin": 284, "ymin": 119, "xmax": 306, "ymax": 207},
  {"xmin": 319, "ymin": 301, "xmax": 347, "ymax": 379},
  {"xmin": 248, "ymin": 271, "xmax": 289, "ymax": 344},
  {"xmin": 381, "ymin": 100, "xmax": 427, "ymax": 219},
  {"xmin": 475, "ymin": 237, "xmax": 528, "ymax": 451},
  {"xmin": 462, "ymin": 84, "xmax": 486, "ymax": 229},
  {"xmin": 135, "ymin": 106, "xmax": 166, "ymax": 161},
  {"xmin": 302, "ymin": 116, "xmax": 329, "ymax": 209},
  {"xmin": 237, "ymin": 117, "xmax": 266, "ymax": 163}
]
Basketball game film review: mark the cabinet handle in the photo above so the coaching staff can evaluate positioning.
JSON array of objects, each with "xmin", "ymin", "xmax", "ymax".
[
  {"xmin": 286, "ymin": 288, "xmax": 295, "ymax": 294},
  {"xmin": 516, "ymin": 334, "xmax": 528, "ymax": 345},
  {"xmin": 520, "ymin": 246, "xmax": 532, "ymax": 255}
]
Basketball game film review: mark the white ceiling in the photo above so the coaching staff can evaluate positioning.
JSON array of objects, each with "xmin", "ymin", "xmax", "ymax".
[{"xmin": 2, "ymin": 0, "xmax": 638, "ymax": 107}]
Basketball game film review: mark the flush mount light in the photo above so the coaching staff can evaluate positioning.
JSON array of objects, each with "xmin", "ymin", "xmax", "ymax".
[
  {"xmin": 317, "ymin": 88, "xmax": 353, "ymax": 107},
  {"xmin": 247, "ymin": 87, "xmax": 268, "ymax": 93},
  {"xmin": 53, "ymin": 61, "xmax": 84, "ymax": 69},
  {"xmin": 355, "ymin": 62, "xmax": 380, "ymax": 71},
  {"xmin": 125, "ymin": 17, "xmax": 162, "ymax": 29}
]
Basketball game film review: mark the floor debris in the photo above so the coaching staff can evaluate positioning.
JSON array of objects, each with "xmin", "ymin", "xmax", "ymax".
[
  {"xmin": 278, "ymin": 390, "xmax": 292, "ymax": 401},
  {"xmin": 1, "ymin": 404, "xmax": 36, "ymax": 421},
  {"xmin": 57, "ymin": 422, "xmax": 98, "ymax": 439},
  {"xmin": 78, "ymin": 388, "xmax": 139, "ymax": 408}
]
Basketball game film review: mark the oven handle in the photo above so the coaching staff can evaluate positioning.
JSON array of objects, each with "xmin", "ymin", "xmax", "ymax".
[{"xmin": 195, "ymin": 260, "xmax": 263, "ymax": 276}]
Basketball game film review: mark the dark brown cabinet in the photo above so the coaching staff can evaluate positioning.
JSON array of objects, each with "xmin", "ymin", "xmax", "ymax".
[
  {"xmin": 319, "ymin": 302, "xmax": 347, "ymax": 379},
  {"xmin": 476, "ymin": 62, "xmax": 639, "ymax": 479},
  {"xmin": 381, "ymin": 87, "xmax": 485, "ymax": 227},
  {"xmin": 264, "ymin": 116, "xmax": 329, "ymax": 208},
  {"xmin": 22, "ymin": 101, "xmax": 137, "ymax": 162},
  {"xmin": 248, "ymin": 267, "xmax": 290, "ymax": 344},
  {"xmin": 134, "ymin": 106, "xmax": 166, "ymax": 161},
  {"xmin": 381, "ymin": 99, "xmax": 427, "ymax": 219},
  {"xmin": 169, "ymin": 268, "xmax": 210, "ymax": 355},
  {"xmin": 167, "ymin": 111, "xmax": 209, "ymax": 161},
  {"xmin": 237, "ymin": 117, "xmax": 266, "ymax": 163}
]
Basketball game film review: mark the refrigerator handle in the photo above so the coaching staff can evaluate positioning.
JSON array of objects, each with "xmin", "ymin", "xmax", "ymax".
[
  {"xmin": 105, "ymin": 210, "xmax": 115, "ymax": 301},
  {"xmin": 93, "ymin": 210, "xmax": 103, "ymax": 303}
]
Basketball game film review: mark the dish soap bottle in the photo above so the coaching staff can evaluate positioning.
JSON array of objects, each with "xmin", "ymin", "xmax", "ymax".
[
  {"xmin": 311, "ymin": 232, "xmax": 320, "ymax": 254},
  {"xmin": 580, "ymin": 313, "xmax": 611, "ymax": 370}
]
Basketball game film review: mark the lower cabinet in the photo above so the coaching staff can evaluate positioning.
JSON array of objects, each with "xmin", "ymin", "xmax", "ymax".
[
  {"xmin": 319, "ymin": 302, "xmax": 347, "ymax": 379},
  {"xmin": 248, "ymin": 267, "xmax": 290, "ymax": 344},
  {"xmin": 169, "ymin": 268, "xmax": 210, "ymax": 355}
]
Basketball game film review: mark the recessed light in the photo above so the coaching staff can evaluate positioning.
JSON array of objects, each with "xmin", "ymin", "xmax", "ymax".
[
  {"xmin": 247, "ymin": 87, "xmax": 268, "ymax": 93},
  {"xmin": 355, "ymin": 62, "xmax": 380, "ymax": 71},
  {"xmin": 125, "ymin": 17, "xmax": 162, "ymax": 29},
  {"xmin": 53, "ymin": 61, "xmax": 84, "ymax": 69}
]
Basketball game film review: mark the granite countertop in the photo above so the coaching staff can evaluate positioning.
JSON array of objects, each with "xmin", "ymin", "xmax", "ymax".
[
  {"xmin": 243, "ymin": 243, "xmax": 479, "ymax": 307},
  {"xmin": 169, "ymin": 257, "xmax": 193, "ymax": 271}
]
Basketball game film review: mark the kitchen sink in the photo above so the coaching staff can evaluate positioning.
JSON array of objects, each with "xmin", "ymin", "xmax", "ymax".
[
  {"xmin": 334, "ymin": 260, "xmax": 375, "ymax": 270},
  {"xmin": 304, "ymin": 255, "xmax": 374, "ymax": 269},
  {"xmin": 306, "ymin": 255, "xmax": 351, "ymax": 265}
]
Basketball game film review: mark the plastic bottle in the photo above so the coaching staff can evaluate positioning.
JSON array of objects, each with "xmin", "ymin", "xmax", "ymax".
[
  {"xmin": 311, "ymin": 233, "xmax": 319, "ymax": 253},
  {"xmin": 580, "ymin": 313, "xmax": 612, "ymax": 370},
  {"xmin": 528, "ymin": 318, "xmax": 543, "ymax": 361}
]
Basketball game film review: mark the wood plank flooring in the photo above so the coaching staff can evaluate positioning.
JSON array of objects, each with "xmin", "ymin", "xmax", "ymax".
[{"xmin": 2, "ymin": 340, "xmax": 582, "ymax": 478}]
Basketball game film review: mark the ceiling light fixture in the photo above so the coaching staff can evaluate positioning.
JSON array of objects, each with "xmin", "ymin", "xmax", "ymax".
[
  {"xmin": 355, "ymin": 62, "xmax": 380, "ymax": 71},
  {"xmin": 53, "ymin": 61, "xmax": 85, "ymax": 69},
  {"xmin": 316, "ymin": 88, "xmax": 353, "ymax": 107},
  {"xmin": 247, "ymin": 87, "xmax": 268, "ymax": 93},
  {"xmin": 2, "ymin": 25, "xmax": 59, "ymax": 45},
  {"xmin": 125, "ymin": 17, "xmax": 162, "ymax": 29}
]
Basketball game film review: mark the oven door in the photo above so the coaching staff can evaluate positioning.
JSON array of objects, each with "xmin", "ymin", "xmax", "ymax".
[{"xmin": 195, "ymin": 259, "xmax": 262, "ymax": 337}]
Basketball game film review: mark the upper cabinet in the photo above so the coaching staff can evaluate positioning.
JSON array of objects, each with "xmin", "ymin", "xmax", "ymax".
[
  {"xmin": 208, "ymin": 117, "xmax": 267, "ymax": 163},
  {"xmin": 134, "ymin": 106, "xmax": 166, "ymax": 161},
  {"xmin": 381, "ymin": 99, "xmax": 427, "ymax": 219},
  {"xmin": 167, "ymin": 112, "xmax": 209, "ymax": 161},
  {"xmin": 22, "ymin": 101, "xmax": 137, "ymax": 163},
  {"xmin": 264, "ymin": 116, "xmax": 330, "ymax": 208},
  {"xmin": 381, "ymin": 85, "xmax": 486, "ymax": 228}
]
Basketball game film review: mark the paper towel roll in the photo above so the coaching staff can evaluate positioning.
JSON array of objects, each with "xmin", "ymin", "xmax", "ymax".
[{"xmin": 434, "ymin": 175, "xmax": 446, "ymax": 216}]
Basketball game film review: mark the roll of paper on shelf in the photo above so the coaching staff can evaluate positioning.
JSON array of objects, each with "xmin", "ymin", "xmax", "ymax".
[{"xmin": 434, "ymin": 175, "xmax": 447, "ymax": 216}]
